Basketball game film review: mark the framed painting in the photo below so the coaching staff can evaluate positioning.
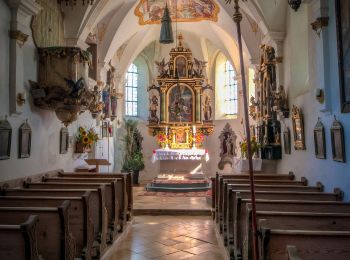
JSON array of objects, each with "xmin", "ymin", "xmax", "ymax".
[
  {"xmin": 331, "ymin": 117, "xmax": 345, "ymax": 162},
  {"xmin": 336, "ymin": 0, "xmax": 350, "ymax": 113},
  {"xmin": 167, "ymin": 83, "xmax": 194, "ymax": 123},
  {"xmin": 0, "ymin": 117, "xmax": 12, "ymax": 160},
  {"xmin": 313, "ymin": 118, "xmax": 326, "ymax": 159},
  {"xmin": 19, "ymin": 120, "xmax": 31, "ymax": 158},
  {"xmin": 292, "ymin": 105, "xmax": 306, "ymax": 150},
  {"xmin": 175, "ymin": 56, "xmax": 187, "ymax": 78},
  {"xmin": 283, "ymin": 127, "xmax": 291, "ymax": 155},
  {"xmin": 60, "ymin": 127, "xmax": 69, "ymax": 154},
  {"xmin": 169, "ymin": 126, "xmax": 191, "ymax": 149}
]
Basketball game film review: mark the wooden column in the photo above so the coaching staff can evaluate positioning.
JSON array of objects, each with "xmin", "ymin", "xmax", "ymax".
[
  {"xmin": 232, "ymin": 1, "xmax": 259, "ymax": 260},
  {"xmin": 195, "ymin": 85, "xmax": 202, "ymax": 123},
  {"xmin": 160, "ymin": 88, "xmax": 167, "ymax": 123}
]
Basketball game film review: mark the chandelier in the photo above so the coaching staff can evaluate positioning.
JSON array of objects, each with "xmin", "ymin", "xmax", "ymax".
[{"xmin": 57, "ymin": 0, "xmax": 94, "ymax": 5}]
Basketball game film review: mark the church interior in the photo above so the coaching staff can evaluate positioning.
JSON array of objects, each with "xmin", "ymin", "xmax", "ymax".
[{"xmin": 1, "ymin": 0, "xmax": 350, "ymax": 259}]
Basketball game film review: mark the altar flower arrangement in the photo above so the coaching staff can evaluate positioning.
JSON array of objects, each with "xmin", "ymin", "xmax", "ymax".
[
  {"xmin": 76, "ymin": 126, "xmax": 99, "ymax": 152},
  {"xmin": 240, "ymin": 136, "xmax": 261, "ymax": 158},
  {"xmin": 195, "ymin": 132, "xmax": 205, "ymax": 147},
  {"xmin": 157, "ymin": 131, "xmax": 168, "ymax": 148}
]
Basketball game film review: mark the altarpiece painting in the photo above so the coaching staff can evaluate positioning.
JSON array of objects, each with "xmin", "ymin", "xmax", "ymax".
[{"xmin": 168, "ymin": 84, "xmax": 193, "ymax": 123}]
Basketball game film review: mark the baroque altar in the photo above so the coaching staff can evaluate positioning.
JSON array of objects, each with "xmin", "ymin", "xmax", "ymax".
[{"xmin": 147, "ymin": 34, "xmax": 214, "ymax": 150}]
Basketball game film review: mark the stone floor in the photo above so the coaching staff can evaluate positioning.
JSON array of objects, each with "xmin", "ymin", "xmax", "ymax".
[
  {"xmin": 101, "ymin": 215, "xmax": 226, "ymax": 260},
  {"xmin": 133, "ymin": 186, "xmax": 210, "ymax": 210}
]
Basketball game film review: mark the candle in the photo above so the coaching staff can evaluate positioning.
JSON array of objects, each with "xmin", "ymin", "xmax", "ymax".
[{"xmin": 193, "ymin": 125, "xmax": 196, "ymax": 134}]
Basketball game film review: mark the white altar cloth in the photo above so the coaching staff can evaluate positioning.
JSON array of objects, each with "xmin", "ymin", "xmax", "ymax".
[
  {"xmin": 152, "ymin": 148, "xmax": 209, "ymax": 162},
  {"xmin": 233, "ymin": 157, "xmax": 262, "ymax": 172}
]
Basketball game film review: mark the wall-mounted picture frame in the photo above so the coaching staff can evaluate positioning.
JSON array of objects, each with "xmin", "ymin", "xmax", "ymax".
[
  {"xmin": 19, "ymin": 120, "xmax": 31, "ymax": 158},
  {"xmin": 292, "ymin": 105, "xmax": 306, "ymax": 150},
  {"xmin": 314, "ymin": 118, "xmax": 326, "ymax": 159},
  {"xmin": 0, "ymin": 117, "xmax": 12, "ymax": 160},
  {"xmin": 335, "ymin": 0, "xmax": 350, "ymax": 113},
  {"xmin": 283, "ymin": 127, "xmax": 291, "ymax": 155},
  {"xmin": 60, "ymin": 127, "xmax": 69, "ymax": 154},
  {"xmin": 331, "ymin": 116, "xmax": 345, "ymax": 162}
]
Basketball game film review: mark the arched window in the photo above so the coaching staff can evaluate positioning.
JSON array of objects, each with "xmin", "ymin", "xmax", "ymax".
[
  {"xmin": 125, "ymin": 64, "xmax": 138, "ymax": 116},
  {"xmin": 224, "ymin": 60, "xmax": 238, "ymax": 115}
]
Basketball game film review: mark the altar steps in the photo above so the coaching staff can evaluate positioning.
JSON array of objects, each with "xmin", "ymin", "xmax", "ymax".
[
  {"xmin": 146, "ymin": 182, "xmax": 211, "ymax": 192},
  {"xmin": 134, "ymin": 208, "xmax": 211, "ymax": 216}
]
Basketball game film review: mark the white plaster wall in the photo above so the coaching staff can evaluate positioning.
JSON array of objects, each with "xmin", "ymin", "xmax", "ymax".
[
  {"xmin": 277, "ymin": 1, "xmax": 350, "ymax": 201},
  {"xmin": 0, "ymin": 1, "xmax": 105, "ymax": 180}
]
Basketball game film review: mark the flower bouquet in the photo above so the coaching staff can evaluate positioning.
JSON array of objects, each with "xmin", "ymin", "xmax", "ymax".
[
  {"xmin": 194, "ymin": 132, "xmax": 205, "ymax": 147},
  {"xmin": 157, "ymin": 131, "xmax": 168, "ymax": 148},
  {"xmin": 240, "ymin": 136, "xmax": 261, "ymax": 158},
  {"xmin": 75, "ymin": 126, "xmax": 99, "ymax": 153}
]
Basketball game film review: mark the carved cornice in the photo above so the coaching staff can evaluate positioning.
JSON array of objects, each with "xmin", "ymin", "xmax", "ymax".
[{"xmin": 9, "ymin": 30, "xmax": 29, "ymax": 47}]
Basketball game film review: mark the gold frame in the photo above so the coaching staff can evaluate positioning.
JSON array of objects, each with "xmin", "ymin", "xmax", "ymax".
[
  {"xmin": 166, "ymin": 83, "xmax": 195, "ymax": 124},
  {"xmin": 169, "ymin": 126, "xmax": 192, "ymax": 149},
  {"xmin": 134, "ymin": 0, "xmax": 219, "ymax": 25},
  {"xmin": 174, "ymin": 55, "xmax": 188, "ymax": 78},
  {"xmin": 292, "ymin": 105, "xmax": 306, "ymax": 150}
]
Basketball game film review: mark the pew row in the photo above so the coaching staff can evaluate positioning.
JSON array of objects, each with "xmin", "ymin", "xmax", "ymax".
[
  {"xmin": 0, "ymin": 201, "xmax": 73, "ymax": 260},
  {"xmin": 42, "ymin": 176, "xmax": 127, "ymax": 233},
  {"xmin": 214, "ymin": 172, "xmax": 297, "ymax": 224},
  {"xmin": 233, "ymin": 199, "xmax": 350, "ymax": 260},
  {"xmin": 258, "ymin": 220, "xmax": 350, "ymax": 260},
  {"xmin": 222, "ymin": 184, "xmax": 326, "ymax": 246},
  {"xmin": 22, "ymin": 181, "xmax": 110, "ymax": 251},
  {"xmin": 0, "ymin": 215, "xmax": 40, "ymax": 260},
  {"xmin": 58, "ymin": 172, "xmax": 133, "ymax": 220},
  {"xmin": 2, "ymin": 187, "xmax": 107, "ymax": 256},
  {"xmin": 0, "ymin": 193, "xmax": 95, "ymax": 260},
  {"xmin": 221, "ymin": 182, "xmax": 322, "ymax": 237}
]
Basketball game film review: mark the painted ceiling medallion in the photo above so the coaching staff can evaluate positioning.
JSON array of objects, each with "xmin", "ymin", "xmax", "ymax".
[{"xmin": 135, "ymin": 0, "xmax": 220, "ymax": 25}]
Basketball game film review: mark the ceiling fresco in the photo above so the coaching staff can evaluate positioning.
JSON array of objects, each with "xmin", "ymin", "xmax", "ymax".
[{"xmin": 134, "ymin": 0, "xmax": 220, "ymax": 25}]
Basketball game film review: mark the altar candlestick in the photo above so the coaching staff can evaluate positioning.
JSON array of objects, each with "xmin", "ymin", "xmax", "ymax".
[{"xmin": 193, "ymin": 125, "xmax": 196, "ymax": 134}]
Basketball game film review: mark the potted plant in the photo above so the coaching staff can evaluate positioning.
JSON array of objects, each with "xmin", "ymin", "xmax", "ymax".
[
  {"xmin": 121, "ymin": 119, "xmax": 144, "ymax": 185},
  {"xmin": 75, "ymin": 126, "xmax": 99, "ymax": 153}
]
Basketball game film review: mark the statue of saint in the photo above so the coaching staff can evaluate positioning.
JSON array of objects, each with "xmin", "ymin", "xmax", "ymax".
[
  {"xmin": 203, "ymin": 95, "xmax": 212, "ymax": 121},
  {"xmin": 149, "ymin": 95, "xmax": 159, "ymax": 124}
]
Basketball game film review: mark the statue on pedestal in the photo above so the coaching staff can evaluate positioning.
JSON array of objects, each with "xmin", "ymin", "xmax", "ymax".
[{"xmin": 148, "ymin": 95, "xmax": 159, "ymax": 124}]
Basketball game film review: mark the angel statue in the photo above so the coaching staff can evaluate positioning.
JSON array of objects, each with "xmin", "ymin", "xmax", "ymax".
[
  {"xmin": 155, "ymin": 58, "xmax": 168, "ymax": 78},
  {"xmin": 193, "ymin": 58, "xmax": 207, "ymax": 77}
]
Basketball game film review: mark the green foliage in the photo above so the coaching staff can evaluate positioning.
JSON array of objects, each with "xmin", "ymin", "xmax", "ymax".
[{"xmin": 121, "ymin": 118, "xmax": 144, "ymax": 172}]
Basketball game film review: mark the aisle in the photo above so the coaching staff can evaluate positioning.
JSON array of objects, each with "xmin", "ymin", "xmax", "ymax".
[{"xmin": 102, "ymin": 215, "xmax": 226, "ymax": 260}]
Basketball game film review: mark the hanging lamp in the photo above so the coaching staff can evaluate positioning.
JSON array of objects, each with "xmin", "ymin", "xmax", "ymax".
[{"xmin": 159, "ymin": 3, "xmax": 174, "ymax": 44}]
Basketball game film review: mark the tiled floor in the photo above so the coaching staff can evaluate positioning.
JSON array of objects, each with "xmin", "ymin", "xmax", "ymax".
[
  {"xmin": 133, "ymin": 186, "xmax": 210, "ymax": 210},
  {"xmin": 102, "ymin": 215, "xmax": 226, "ymax": 260}
]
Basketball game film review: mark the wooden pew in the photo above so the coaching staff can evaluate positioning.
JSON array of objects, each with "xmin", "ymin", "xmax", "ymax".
[
  {"xmin": 215, "ymin": 172, "xmax": 296, "ymax": 225},
  {"xmin": 244, "ymin": 207, "xmax": 350, "ymax": 260},
  {"xmin": 3, "ymin": 187, "xmax": 107, "ymax": 255},
  {"xmin": 58, "ymin": 171, "xmax": 133, "ymax": 220},
  {"xmin": 0, "ymin": 193, "xmax": 94, "ymax": 260},
  {"xmin": 233, "ymin": 198, "xmax": 350, "ymax": 260},
  {"xmin": 42, "ymin": 176, "xmax": 126, "ymax": 235},
  {"xmin": 224, "ymin": 188, "xmax": 343, "ymax": 255},
  {"xmin": 0, "ymin": 201, "xmax": 73, "ymax": 260},
  {"xmin": 258, "ymin": 220, "xmax": 350, "ymax": 260},
  {"xmin": 0, "ymin": 215, "xmax": 40, "ymax": 260},
  {"xmin": 222, "ymin": 183, "xmax": 324, "ymax": 245},
  {"xmin": 22, "ymin": 181, "xmax": 110, "ymax": 250}
]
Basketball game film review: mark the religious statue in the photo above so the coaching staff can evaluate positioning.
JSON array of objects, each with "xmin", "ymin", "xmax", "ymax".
[
  {"xmin": 272, "ymin": 85, "xmax": 289, "ymax": 117},
  {"xmin": 218, "ymin": 123, "xmax": 237, "ymax": 170},
  {"xmin": 249, "ymin": 96, "xmax": 259, "ymax": 120},
  {"xmin": 102, "ymin": 84, "xmax": 110, "ymax": 118},
  {"xmin": 203, "ymin": 94, "xmax": 212, "ymax": 121},
  {"xmin": 193, "ymin": 58, "xmax": 207, "ymax": 77},
  {"xmin": 110, "ymin": 88, "xmax": 118, "ymax": 121},
  {"xmin": 108, "ymin": 61, "xmax": 116, "ymax": 88},
  {"xmin": 155, "ymin": 58, "xmax": 168, "ymax": 78},
  {"xmin": 148, "ymin": 95, "xmax": 159, "ymax": 124}
]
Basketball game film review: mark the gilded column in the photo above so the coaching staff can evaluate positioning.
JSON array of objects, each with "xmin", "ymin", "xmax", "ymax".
[
  {"xmin": 160, "ymin": 87, "xmax": 167, "ymax": 123},
  {"xmin": 195, "ymin": 85, "xmax": 202, "ymax": 123}
]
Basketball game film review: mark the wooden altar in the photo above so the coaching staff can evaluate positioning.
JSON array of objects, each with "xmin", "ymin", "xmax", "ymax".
[{"xmin": 147, "ymin": 34, "xmax": 214, "ymax": 149}]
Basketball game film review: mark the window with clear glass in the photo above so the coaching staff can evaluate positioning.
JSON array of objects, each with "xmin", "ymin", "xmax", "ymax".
[
  {"xmin": 125, "ymin": 63, "xmax": 138, "ymax": 116},
  {"xmin": 224, "ymin": 61, "xmax": 238, "ymax": 115}
]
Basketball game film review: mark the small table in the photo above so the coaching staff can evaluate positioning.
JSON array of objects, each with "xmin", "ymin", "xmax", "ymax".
[{"xmin": 84, "ymin": 159, "xmax": 111, "ymax": 173}]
